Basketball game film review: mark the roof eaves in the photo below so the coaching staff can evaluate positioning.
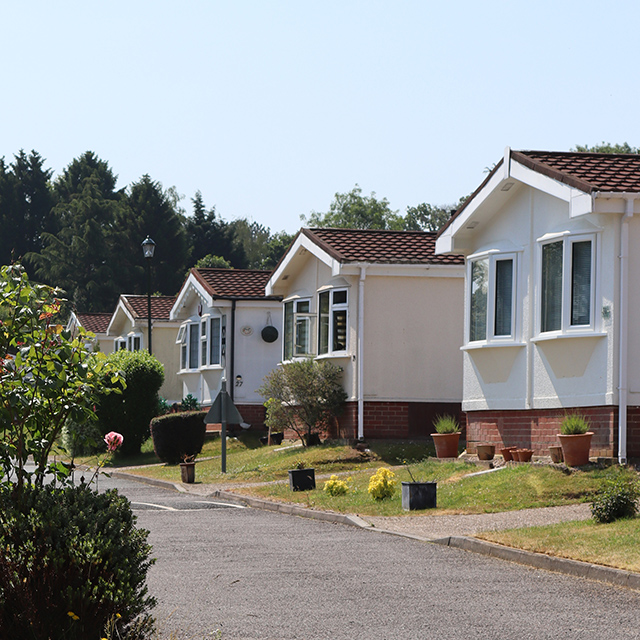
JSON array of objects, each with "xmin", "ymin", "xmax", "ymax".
[
  {"xmin": 511, "ymin": 151, "xmax": 597, "ymax": 194},
  {"xmin": 302, "ymin": 228, "xmax": 347, "ymax": 263}
]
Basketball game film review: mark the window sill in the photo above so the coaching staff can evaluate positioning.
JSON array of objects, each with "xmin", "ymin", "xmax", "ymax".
[
  {"xmin": 531, "ymin": 331, "xmax": 607, "ymax": 343},
  {"xmin": 461, "ymin": 341, "xmax": 525, "ymax": 351},
  {"xmin": 316, "ymin": 352, "xmax": 351, "ymax": 360}
]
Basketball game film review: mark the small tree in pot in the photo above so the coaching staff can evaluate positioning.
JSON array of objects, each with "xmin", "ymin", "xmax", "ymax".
[
  {"xmin": 431, "ymin": 414, "xmax": 461, "ymax": 459},
  {"xmin": 258, "ymin": 358, "xmax": 347, "ymax": 447}
]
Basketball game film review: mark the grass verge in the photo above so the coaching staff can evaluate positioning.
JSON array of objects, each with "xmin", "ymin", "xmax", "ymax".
[{"xmin": 477, "ymin": 517, "xmax": 640, "ymax": 573}]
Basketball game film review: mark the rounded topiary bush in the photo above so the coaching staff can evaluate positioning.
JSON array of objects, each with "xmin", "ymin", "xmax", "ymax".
[
  {"xmin": 96, "ymin": 350, "xmax": 165, "ymax": 456},
  {"xmin": 150, "ymin": 411, "xmax": 207, "ymax": 464},
  {"xmin": 0, "ymin": 484, "xmax": 156, "ymax": 639}
]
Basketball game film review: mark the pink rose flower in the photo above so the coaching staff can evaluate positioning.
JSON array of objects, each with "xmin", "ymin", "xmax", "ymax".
[{"xmin": 104, "ymin": 431, "xmax": 124, "ymax": 452}]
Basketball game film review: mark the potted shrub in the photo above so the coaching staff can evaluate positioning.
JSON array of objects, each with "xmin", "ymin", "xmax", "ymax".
[
  {"xmin": 431, "ymin": 414, "xmax": 461, "ymax": 458},
  {"xmin": 558, "ymin": 414, "xmax": 593, "ymax": 467},
  {"xmin": 180, "ymin": 454, "xmax": 196, "ymax": 484},
  {"xmin": 288, "ymin": 460, "xmax": 316, "ymax": 491}
]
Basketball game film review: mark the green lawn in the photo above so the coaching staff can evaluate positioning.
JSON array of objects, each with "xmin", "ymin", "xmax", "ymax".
[{"xmin": 477, "ymin": 517, "xmax": 640, "ymax": 573}]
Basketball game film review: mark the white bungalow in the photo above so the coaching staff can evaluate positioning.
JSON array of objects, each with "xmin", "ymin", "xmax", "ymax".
[
  {"xmin": 266, "ymin": 228, "xmax": 465, "ymax": 440},
  {"xmin": 169, "ymin": 268, "xmax": 283, "ymax": 427},
  {"xmin": 436, "ymin": 147, "xmax": 640, "ymax": 462}
]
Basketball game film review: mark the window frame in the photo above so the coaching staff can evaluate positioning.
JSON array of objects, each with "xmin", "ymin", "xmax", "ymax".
[
  {"xmin": 283, "ymin": 297, "xmax": 316, "ymax": 360},
  {"xmin": 466, "ymin": 250, "xmax": 518, "ymax": 345},
  {"xmin": 177, "ymin": 315, "xmax": 225, "ymax": 372},
  {"xmin": 317, "ymin": 288, "xmax": 349, "ymax": 355},
  {"xmin": 537, "ymin": 232, "xmax": 597, "ymax": 336}
]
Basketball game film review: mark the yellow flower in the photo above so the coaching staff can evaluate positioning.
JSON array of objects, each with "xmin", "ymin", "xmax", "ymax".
[{"xmin": 67, "ymin": 611, "xmax": 80, "ymax": 620}]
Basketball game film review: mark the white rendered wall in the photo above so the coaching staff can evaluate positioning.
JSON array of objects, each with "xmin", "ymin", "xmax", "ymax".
[{"xmin": 462, "ymin": 185, "xmax": 616, "ymax": 412}]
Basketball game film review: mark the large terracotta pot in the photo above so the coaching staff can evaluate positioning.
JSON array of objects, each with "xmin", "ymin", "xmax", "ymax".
[
  {"xmin": 431, "ymin": 432, "xmax": 460, "ymax": 458},
  {"xmin": 558, "ymin": 432, "xmax": 593, "ymax": 467},
  {"xmin": 476, "ymin": 444, "xmax": 495, "ymax": 460}
]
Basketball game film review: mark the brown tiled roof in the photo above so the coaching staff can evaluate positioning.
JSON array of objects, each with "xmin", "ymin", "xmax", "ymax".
[
  {"xmin": 121, "ymin": 295, "xmax": 176, "ymax": 321},
  {"xmin": 438, "ymin": 150, "xmax": 640, "ymax": 241},
  {"xmin": 513, "ymin": 150, "xmax": 640, "ymax": 193},
  {"xmin": 192, "ymin": 269, "xmax": 279, "ymax": 299},
  {"xmin": 76, "ymin": 312, "xmax": 112, "ymax": 334},
  {"xmin": 302, "ymin": 228, "xmax": 464, "ymax": 265}
]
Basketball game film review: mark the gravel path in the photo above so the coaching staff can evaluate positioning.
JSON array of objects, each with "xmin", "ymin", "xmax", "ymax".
[{"xmin": 363, "ymin": 503, "xmax": 592, "ymax": 539}]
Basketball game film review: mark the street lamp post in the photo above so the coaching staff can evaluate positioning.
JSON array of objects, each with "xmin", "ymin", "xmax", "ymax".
[{"xmin": 141, "ymin": 236, "xmax": 156, "ymax": 355}]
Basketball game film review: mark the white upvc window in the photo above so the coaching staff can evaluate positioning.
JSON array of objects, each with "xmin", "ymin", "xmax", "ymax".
[
  {"xmin": 283, "ymin": 298, "xmax": 316, "ymax": 360},
  {"xmin": 115, "ymin": 337, "xmax": 127, "ymax": 351},
  {"xmin": 177, "ymin": 315, "xmax": 225, "ymax": 371},
  {"xmin": 467, "ymin": 251, "xmax": 517, "ymax": 343},
  {"xmin": 200, "ymin": 319, "xmax": 208, "ymax": 366},
  {"xmin": 538, "ymin": 233, "xmax": 596, "ymax": 335},
  {"xmin": 209, "ymin": 316, "xmax": 223, "ymax": 365},
  {"xmin": 127, "ymin": 333, "xmax": 142, "ymax": 351},
  {"xmin": 318, "ymin": 288, "xmax": 348, "ymax": 355}
]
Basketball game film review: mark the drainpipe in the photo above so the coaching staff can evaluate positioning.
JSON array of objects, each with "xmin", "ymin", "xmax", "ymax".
[
  {"xmin": 357, "ymin": 267, "xmax": 367, "ymax": 440},
  {"xmin": 618, "ymin": 199, "xmax": 633, "ymax": 465},
  {"xmin": 229, "ymin": 299, "xmax": 237, "ymax": 402}
]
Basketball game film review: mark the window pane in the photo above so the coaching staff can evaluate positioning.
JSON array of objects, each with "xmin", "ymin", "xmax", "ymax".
[
  {"xmin": 181, "ymin": 343, "xmax": 187, "ymax": 369},
  {"xmin": 333, "ymin": 310, "xmax": 347, "ymax": 351},
  {"xmin": 470, "ymin": 259, "xmax": 488, "ymax": 341},
  {"xmin": 296, "ymin": 300, "xmax": 310, "ymax": 313},
  {"xmin": 210, "ymin": 318, "xmax": 221, "ymax": 364},
  {"xmin": 189, "ymin": 323, "xmax": 199, "ymax": 368},
  {"xmin": 284, "ymin": 302, "xmax": 293, "ymax": 360},
  {"xmin": 541, "ymin": 241, "xmax": 563, "ymax": 332},
  {"xmin": 333, "ymin": 290, "xmax": 347, "ymax": 305},
  {"xmin": 494, "ymin": 259, "xmax": 513, "ymax": 336},
  {"xmin": 295, "ymin": 317, "xmax": 310, "ymax": 355},
  {"xmin": 571, "ymin": 241, "xmax": 592, "ymax": 326},
  {"xmin": 318, "ymin": 291, "xmax": 330, "ymax": 355}
]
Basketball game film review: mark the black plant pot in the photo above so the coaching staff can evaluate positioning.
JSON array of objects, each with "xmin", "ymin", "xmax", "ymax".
[
  {"xmin": 401, "ymin": 481, "xmax": 436, "ymax": 510},
  {"xmin": 288, "ymin": 468, "xmax": 315, "ymax": 491}
]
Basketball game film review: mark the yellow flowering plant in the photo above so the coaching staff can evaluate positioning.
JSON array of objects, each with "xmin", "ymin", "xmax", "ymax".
[
  {"xmin": 323, "ymin": 475, "xmax": 352, "ymax": 496},
  {"xmin": 368, "ymin": 467, "xmax": 397, "ymax": 501}
]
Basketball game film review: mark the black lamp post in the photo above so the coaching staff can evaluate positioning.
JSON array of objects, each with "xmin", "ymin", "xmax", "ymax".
[{"xmin": 141, "ymin": 236, "xmax": 156, "ymax": 355}]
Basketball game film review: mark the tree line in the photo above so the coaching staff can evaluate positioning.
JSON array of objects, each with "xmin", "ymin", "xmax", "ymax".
[
  {"xmin": 0, "ymin": 150, "xmax": 297, "ymax": 312},
  {"xmin": 0, "ymin": 150, "xmax": 462, "ymax": 314}
]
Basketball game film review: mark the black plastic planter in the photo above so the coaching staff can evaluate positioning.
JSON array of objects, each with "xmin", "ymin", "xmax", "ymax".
[
  {"xmin": 401, "ymin": 481, "xmax": 436, "ymax": 510},
  {"xmin": 288, "ymin": 468, "xmax": 315, "ymax": 491}
]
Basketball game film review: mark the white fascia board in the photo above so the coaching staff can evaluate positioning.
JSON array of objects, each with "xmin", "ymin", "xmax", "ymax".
[
  {"xmin": 266, "ymin": 233, "xmax": 340, "ymax": 294},
  {"xmin": 441, "ymin": 168, "xmax": 507, "ymax": 245},
  {"xmin": 340, "ymin": 263, "xmax": 464, "ymax": 279},
  {"xmin": 509, "ymin": 160, "xmax": 593, "ymax": 218},
  {"xmin": 106, "ymin": 299, "xmax": 134, "ymax": 336},
  {"xmin": 170, "ymin": 274, "xmax": 211, "ymax": 320},
  {"xmin": 593, "ymin": 192, "xmax": 640, "ymax": 215}
]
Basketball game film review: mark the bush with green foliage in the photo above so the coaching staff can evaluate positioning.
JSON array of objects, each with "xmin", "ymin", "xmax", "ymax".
[
  {"xmin": 591, "ymin": 476, "xmax": 639, "ymax": 523},
  {"xmin": 61, "ymin": 419, "xmax": 104, "ymax": 457},
  {"xmin": 181, "ymin": 393, "xmax": 200, "ymax": 411},
  {"xmin": 258, "ymin": 358, "xmax": 347, "ymax": 446},
  {"xmin": 96, "ymin": 350, "xmax": 164, "ymax": 456},
  {"xmin": 150, "ymin": 411, "xmax": 207, "ymax": 464},
  {"xmin": 0, "ymin": 483, "xmax": 156, "ymax": 639},
  {"xmin": 560, "ymin": 414, "xmax": 590, "ymax": 435}
]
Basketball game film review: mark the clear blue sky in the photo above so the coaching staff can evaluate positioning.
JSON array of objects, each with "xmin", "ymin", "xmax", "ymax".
[{"xmin": 3, "ymin": 1, "xmax": 638, "ymax": 234}]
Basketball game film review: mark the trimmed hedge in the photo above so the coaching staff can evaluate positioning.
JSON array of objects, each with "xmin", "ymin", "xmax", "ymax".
[{"xmin": 150, "ymin": 411, "xmax": 207, "ymax": 464}]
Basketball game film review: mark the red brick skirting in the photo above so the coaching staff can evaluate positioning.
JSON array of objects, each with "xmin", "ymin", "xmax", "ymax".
[
  {"xmin": 335, "ymin": 401, "xmax": 464, "ymax": 440},
  {"xmin": 465, "ymin": 406, "xmax": 640, "ymax": 458}
]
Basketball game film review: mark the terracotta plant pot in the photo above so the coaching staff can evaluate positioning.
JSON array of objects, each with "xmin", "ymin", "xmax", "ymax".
[
  {"xmin": 517, "ymin": 448, "xmax": 533, "ymax": 462},
  {"xmin": 510, "ymin": 449, "xmax": 521, "ymax": 462},
  {"xmin": 476, "ymin": 444, "xmax": 495, "ymax": 461},
  {"xmin": 500, "ymin": 447, "xmax": 514, "ymax": 461},
  {"xmin": 431, "ymin": 432, "xmax": 460, "ymax": 458},
  {"xmin": 558, "ymin": 432, "xmax": 593, "ymax": 467},
  {"xmin": 549, "ymin": 445, "xmax": 564, "ymax": 464}
]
